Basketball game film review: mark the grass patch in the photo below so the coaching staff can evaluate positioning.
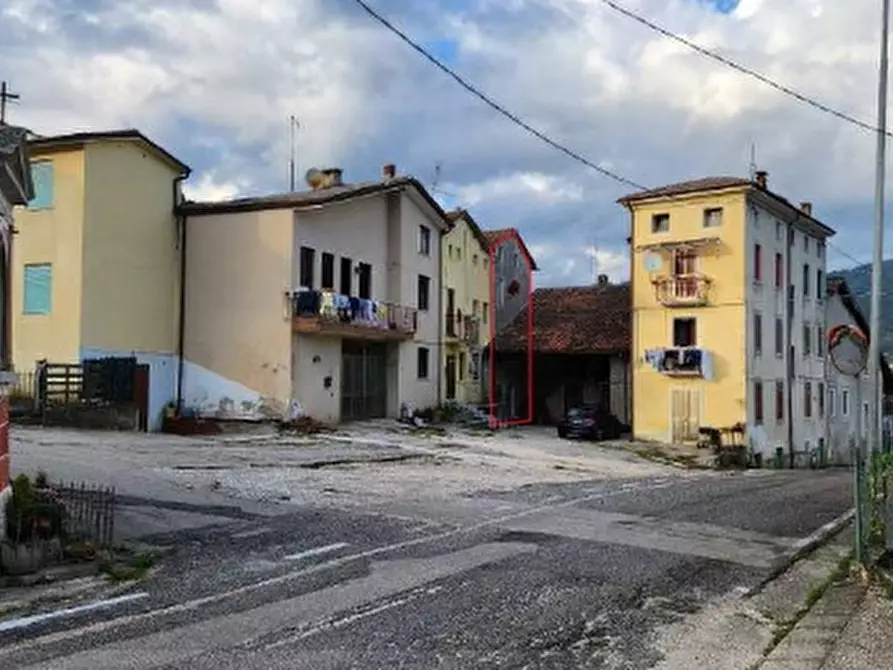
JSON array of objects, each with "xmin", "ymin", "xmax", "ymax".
[
  {"xmin": 101, "ymin": 551, "xmax": 156, "ymax": 584},
  {"xmin": 763, "ymin": 552, "xmax": 853, "ymax": 657}
]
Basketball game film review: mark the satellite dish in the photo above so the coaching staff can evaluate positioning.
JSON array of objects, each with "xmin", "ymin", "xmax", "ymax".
[
  {"xmin": 305, "ymin": 168, "xmax": 324, "ymax": 189},
  {"xmin": 643, "ymin": 252, "xmax": 662, "ymax": 273}
]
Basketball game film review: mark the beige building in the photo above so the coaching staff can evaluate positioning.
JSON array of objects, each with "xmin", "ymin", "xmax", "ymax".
[
  {"xmin": 12, "ymin": 130, "xmax": 190, "ymax": 430},
  {"xmin": 179, "ymin": 166, "xmax": 449, "ymax": 423}
]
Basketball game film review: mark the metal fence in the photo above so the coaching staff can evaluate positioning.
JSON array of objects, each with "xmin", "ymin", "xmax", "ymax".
[
  {"xmin": 39, "ymin": 481, "xmax": 117, "ymax": 548},
  {"xmin": 8, "ymin": 371, "xmax": 37, "ymax": 400}
]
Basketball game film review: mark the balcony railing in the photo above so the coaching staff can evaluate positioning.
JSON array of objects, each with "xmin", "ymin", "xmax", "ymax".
[
  {"xmin": 653, "ymin": 274, "xmax": 710, "ymax": 307},
  {"xmin": 643, "ymin": 346, "xmax": 712, "ymax": 379},
  {"xmin": 290, "ymin": 290, "xmax": 417, "ymax": 340},
  {"xmin": 445, "ymin": 310, "xmax": 460, "ymax": 339}
]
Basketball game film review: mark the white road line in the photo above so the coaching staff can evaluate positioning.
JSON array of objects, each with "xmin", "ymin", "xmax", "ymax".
[
  {"xmin": 0, "ymin": 593, "xmax": 149, "ymax": 634},
  {"xmin": 283, "ymin": 542, "xmax": 350, "ymax": 561},
  {"xmin": 0, "ymin": 478, "xmax": 678, "ymax": 654}
]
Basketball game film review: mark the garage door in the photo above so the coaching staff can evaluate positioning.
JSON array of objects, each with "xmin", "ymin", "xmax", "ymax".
[{"xmin": 341, "ymin": 340, "xmax": 387, "ymax": 420}]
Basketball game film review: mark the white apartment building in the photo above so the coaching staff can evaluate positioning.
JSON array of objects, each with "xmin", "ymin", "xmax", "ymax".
[
  {"xmin": 180, "ymin": 165, "xmax": 448, "ymax": 423},
  {"xmin": 746, "ymin": 172, "xmax": 835, "ymax": 466}
]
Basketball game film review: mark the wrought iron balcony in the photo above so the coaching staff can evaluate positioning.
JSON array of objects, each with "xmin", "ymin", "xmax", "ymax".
[
  {"xmin": 290, "ymin": 290, "xmax": 417, "ymax": 341},
  {"xmin": 652, "ymin": 274, "xmax": 711, "ymax": 307}
]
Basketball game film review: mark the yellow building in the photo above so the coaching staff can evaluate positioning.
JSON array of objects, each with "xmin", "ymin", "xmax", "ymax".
[
  {"xmin": 620, "ymin": 174, "xmax": 834, "ymax": 449},
  {"xmin": 13, "ymin": 130, "xmax": 191, "ymax": 429},
  {"xmin": 442, "ymin": 209, "xmax": 490, "ymax": 404}
]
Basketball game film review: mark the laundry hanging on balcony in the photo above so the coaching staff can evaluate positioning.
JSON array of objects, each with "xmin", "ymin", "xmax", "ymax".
[{"xmin": 644, "ymin": 347, "xmax": 713, "ymax": 380}]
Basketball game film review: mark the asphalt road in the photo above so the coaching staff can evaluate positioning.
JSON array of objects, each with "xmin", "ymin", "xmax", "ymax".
[{"xmin": 0, "ymin": 467, "xmax": 853, "ymax": 669}]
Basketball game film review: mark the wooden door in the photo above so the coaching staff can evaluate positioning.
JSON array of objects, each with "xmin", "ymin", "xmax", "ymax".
[{"xmin": 670, "ymin": 387, "xmax": 700, "ymax": 443}]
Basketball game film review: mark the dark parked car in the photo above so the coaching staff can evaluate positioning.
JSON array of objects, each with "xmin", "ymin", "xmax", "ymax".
[{"xmin": 557, "ymin": 407, "xmax": 626, "ymax": 441}]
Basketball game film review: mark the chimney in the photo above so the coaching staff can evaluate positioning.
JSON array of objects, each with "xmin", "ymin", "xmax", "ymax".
[
  {"xmin": 321, "ymin": 168, "xmax": 343, "ymax": 188},
  {"xmin": 382, "ymin": 163, "xmax": 396, "ymax": 181},
  {"xmin": 597, "ymin": 274, "xmax": 610, "ymax": 286},
  {"xmin": 754, "ymin": 170, "xmax": 768, "ymax": 189},
  {"xmin": 800, "ymin": 201, "xmax": 813, "ymax": 216}
]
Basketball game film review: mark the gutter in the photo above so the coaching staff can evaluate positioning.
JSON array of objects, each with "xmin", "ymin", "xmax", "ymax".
[{"xmin": 172, "ymin": 172, "xmax": 191, "ymax": 412}]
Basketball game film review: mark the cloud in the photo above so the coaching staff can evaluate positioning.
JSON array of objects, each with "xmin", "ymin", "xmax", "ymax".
[
  {"xmin": 2, "ymin": 0, "xmax": 888, "ymax": 286},
  {"xmin": 182, "ymin": 172, "xmax": 248, "ymax": 202}
]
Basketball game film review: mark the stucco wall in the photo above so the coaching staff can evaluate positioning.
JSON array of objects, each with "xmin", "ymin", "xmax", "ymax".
[
  {"xmin": 80, "ymin": 141, "xmax": 181, "ymax": 355},
  {"xmin": 631, "ymin": 190, "xmax": 747, "ymax": 442},
  {"xmin": 182, "ymin": 209, "xmax": 293, "ymax": 418},
  {"xmin": 12, "ymin": 148, "xmax": 85, "ymax": 371}
]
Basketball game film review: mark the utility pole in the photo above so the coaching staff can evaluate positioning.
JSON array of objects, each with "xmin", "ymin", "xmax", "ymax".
[
  {"xmin": 863, "ymin": 0, "xmax": 891, "ymax": 563},
  {"xmin": 0, "ymin": 81, "xmax": 20, "ymax": 125}
]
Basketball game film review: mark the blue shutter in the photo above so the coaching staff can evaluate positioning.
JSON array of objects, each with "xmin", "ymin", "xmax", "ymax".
[
  {"xmin": 27, "ymin": 162, "xmax": 54, "ymax": 210},
  {"xmin": 23, "ymin": 264, "xmax": 52, "ymax": 314}
]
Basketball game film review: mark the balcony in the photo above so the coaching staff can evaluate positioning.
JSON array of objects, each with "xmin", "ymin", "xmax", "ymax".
[
  {"xmin": 291, "ymin": 290, "xmax": 417, "ymax": 341},
  {"xmin": 652, "ymin": 274, "xmax": 711, "ymax": 307},
  {"xmin": 643, "ymin": 346, "xmax": 713, "ymax": 379}
]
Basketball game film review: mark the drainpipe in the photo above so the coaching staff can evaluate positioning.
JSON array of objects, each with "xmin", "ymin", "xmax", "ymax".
[
  {"xmin": 436, "ymin": 221, "xmax": 444, "ymax": 406},
  {"xmin": 173, "ymin": 172, "xmax": 190, "ymax": 412},
  {"xmin": 785, "ymin": 217, "xmax": 795, "ymax": 468}
]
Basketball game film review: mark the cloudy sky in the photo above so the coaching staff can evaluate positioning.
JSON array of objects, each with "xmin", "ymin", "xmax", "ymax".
[{"xmin": 2, "ymin": 0, "xmax": 888, "ymax": 286}]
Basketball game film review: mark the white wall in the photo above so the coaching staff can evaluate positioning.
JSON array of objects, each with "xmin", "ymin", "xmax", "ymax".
[{"xmin": 745, "ymin": 197, "xmax": 828, "ymax": 461}]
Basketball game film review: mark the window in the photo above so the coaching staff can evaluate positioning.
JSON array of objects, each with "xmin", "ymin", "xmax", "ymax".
[
  {"xmin": 459, "ymin": 352, "xmax": 466, "ymax": 381},
  {"xmin": 471, "ymin": 352, "xmax": 481, "ymax": 381},
  {"xmin": 818, "ymin": 242, "xmax": 825, "ymax": 258},
  {"xmin": 357, "ymin": 262, "xmax": 372, "ymax": 300},
  {"xmin": 864, "ymin": 403, "xmax": 870, "ymax": 436},
  {"xmin": 417, "ymin": 347, "xmax": 429, "ymax": 379},
  {"xmin": 754, "ymin": 312, "xmax": 763, "ymax": 356},
  {"xmin": 482, "ymin": 302, "xmax": 489, "ymax": 324},
  {"xmin": 843, "ymin": 389, "xmax": 850, "ymax": 416},
  {"xmin": 483, "ymin": 257, "xmax": 489, "ymax": 269},
  {"xmin": 472, "ymin": 299, "xmax": 480, "ymax": 316},
  {"xmin": 472, "ymin": 254, "xmax": 479, "ymax": 266},
  {"xmin": 673, "ymin": 317, "xmax": 696, "ymax": 347},
  {"xmin": 456, "ymin": 247, "xmax": 462, "ymax": 261},
  {"xmin": 496, "ymin": 277, "xmax": 505, "ymax": 307},
  {"xmin": 321, "ymin": 252, "xmax": 335, "ymax": 290},
  {"xmin": 803, "ymin": 264, "xmax": 810, "ymax": 297},
  {"xmin": 673, "ymin": 250, "xmax": 696, "ymax": 276},
  {"xmin": 775, "ymin": 317, "xmax": 784, "ymax": 357},
  {"xmin": 803, "ymin": 323, "xmax": 811, "ymax": 356},
  {"xmin": 804, "ymin": 381, "xmax": 812, "ymax": 418},
  {"xmin": 27, "ymin": 161, "xmax": 54, "ymax": 210},
  {"xmin": 775, "ymin": 253, "xmax": 784, "ymax": 288},
  {"xmin": 776, "ymin": 221, "xmax": 783, "ymax": 241},
  {"xmin": 299, "ymin": 246, "xmax": 315, "ymax": 289},
  {"xmin": 753, "ymin": 244, "xmax": 762, "ymax": 282},
  {"xmin": 818, "ymin": 382, "xmax": 825, "ymax": 418},
  {"xmin": 418, "ymin": 225, "xmax": 431, "ymax": 256},
  {"xmin": 804, "ymin": 236, "xmax": 809, "ymax": 253},
  {"xmin": 816, "ymin": 269, "xmax": 824, "ymax": 301},
  {"xmin": 704, "ymin": 207, "xmax": 723, "ymax": 228},
  {"xmin": 340, "ymin": 257, "xmax": 352, "ymax": 295},
  {"xmin": 448, "ymin": 245, "xmax": 453, "ymax": 258},
  {"xmin": 417, "ymin": 275, "xmax": 430, "ymax": 311},
  {"xmin": 23, "ymin": 263, "xmax": 52, "ymax": 314},
  {"xmin": 829, "ymin": 388, "xmax": 837, "ymax": 417},
  {"xmin": 651, "ymin": 213, "xmax": 670, "ymax": 233},
  {"xmin": 776, "ymin": 380, "xmax": 785, "ymax": 421},
  {"xmin": 754, "ymin": 380, "xmax": 764, "ymax": 424},
  {"xmin": 816, "ymin": 323, "xmax": 824, "ymax": 357}
]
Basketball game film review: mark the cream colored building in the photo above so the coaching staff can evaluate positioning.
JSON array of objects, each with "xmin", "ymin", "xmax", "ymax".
[
  {"xmin": 441, "ymin": 209, "xmax": 490, "ymax": 404},
  {"xmin": 12, "ymin": 130, "xmax": 190, "ymax": 430},
  {"xmin": 179, "ymin": 166, "xmax": 449, "ymax": 423}
]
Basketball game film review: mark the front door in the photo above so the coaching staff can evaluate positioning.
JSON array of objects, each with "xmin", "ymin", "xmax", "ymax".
[
  {"xmin": 341, "ymin": 341, "xmax": 387, "ymax": 420},
  {"xmin": 445, "ymin": 355, "xmax": 457, "ymax": 400},
  {"xmin": 670, "ymin": 387, "xmax": 701, "ymax": 443}
]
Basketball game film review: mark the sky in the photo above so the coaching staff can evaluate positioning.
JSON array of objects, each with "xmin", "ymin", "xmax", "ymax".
[{"xmin": 1, "ymin": 0, "xmax": 889, "ymax": 286}]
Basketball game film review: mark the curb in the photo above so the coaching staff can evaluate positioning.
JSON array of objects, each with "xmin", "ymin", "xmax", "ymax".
[{"xmin": 743, "ymin": 508, "xmax": 855, "ymax": 597}]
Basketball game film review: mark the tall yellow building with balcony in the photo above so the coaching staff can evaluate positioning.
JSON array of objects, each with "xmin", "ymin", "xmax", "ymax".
[
  {"xmin": 441, "ymin": 209, "xmax": 490, "ymax": 404},
  {"xmin": 620, "ymin": 174, "xmax": 834, "ymax": 450}
]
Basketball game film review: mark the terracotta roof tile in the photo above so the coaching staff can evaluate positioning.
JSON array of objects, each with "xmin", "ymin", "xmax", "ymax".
[
  {"xmin": 618, "ymin": 176, "xmax": 751, "ymax": 203},
  {"xmin": 495, "ymin": 283, "xmax": 630, "ymax": 354}
]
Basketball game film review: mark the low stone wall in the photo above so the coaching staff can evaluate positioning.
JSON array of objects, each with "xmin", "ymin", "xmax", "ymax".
[{"xmin": 40, "ymin": 404, "xmax": 138, "ymax": 431}]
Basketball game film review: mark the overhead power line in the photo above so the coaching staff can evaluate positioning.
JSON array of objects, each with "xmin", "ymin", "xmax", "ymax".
[
  {"xmin": 349, "ymin": 0, "xmax": 646, "ymax": 190},
  {"xmin": 351, "ymin": 0, "xmax": 873, "ymax": 268},
  {"xmin": 598, "ymin": 0, "xmax": 893, "ymax": 140}
]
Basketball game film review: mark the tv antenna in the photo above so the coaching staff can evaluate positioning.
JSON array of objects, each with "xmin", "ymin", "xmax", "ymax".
[
  {"xmin": 592, "ymin": 234, "xmax": 600, "ymax": 284},
  {"xmin": 288, "ymin": 115, "xmax": 300, "ymax": 191},
  {"xmin": 748, "ymin": 141, "xmax": 758, "ymax": 180},
  {"xmin": 0, "ymin": 81, "xmax": 20, "ymax": 125}
]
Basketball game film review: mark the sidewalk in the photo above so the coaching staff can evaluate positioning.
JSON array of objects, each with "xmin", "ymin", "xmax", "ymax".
[{"xmin": 760, "ymin": 578, "xmax": 893, "ymax": 669}]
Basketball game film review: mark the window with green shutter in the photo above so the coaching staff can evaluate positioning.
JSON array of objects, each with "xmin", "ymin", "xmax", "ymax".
[
  {"xmin": 27, "ymin": 162, "xmax": 55, "ymax": 210},
  {"xmin": 23, "ymin": 263, "xmax": 52, "ymax": 314}
]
